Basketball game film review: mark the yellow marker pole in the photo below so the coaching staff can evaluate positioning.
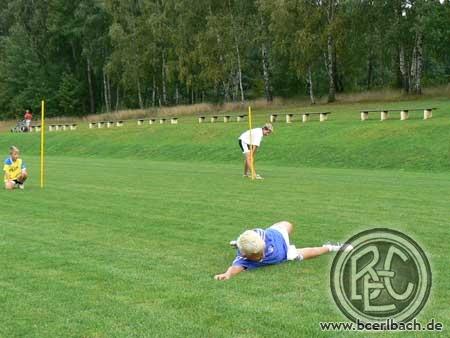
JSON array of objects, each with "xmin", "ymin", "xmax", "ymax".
[
  {"xmin": 40, "ymin": 100, "xmax": 45, "ymax": 188},
  {"xmin": 248, "ymin": 106, "xmax": 255, "ymax": 180}
]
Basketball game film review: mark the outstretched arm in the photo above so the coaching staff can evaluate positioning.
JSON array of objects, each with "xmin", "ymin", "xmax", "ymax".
[{"xmin": 214, "ymin": 265, "xmax": 245, "ymax": 281}]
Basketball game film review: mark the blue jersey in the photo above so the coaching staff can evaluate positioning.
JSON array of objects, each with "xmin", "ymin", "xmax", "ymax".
[{"xmin": 232, "ymin": 228, "xmax": 288, "ymax": 270}]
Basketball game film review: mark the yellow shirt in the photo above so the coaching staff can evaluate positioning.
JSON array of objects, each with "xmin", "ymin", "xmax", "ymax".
[{"xmin": 3, "ymin": 157, "xmax": 26, "ymax": 182}]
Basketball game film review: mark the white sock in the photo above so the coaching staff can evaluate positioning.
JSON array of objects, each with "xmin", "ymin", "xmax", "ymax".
[
  {"xmin": 323, "ymin": 244, "xmax": 335, "ymax": 252},
  {"xmin": 323, "ymin": 243, "xmax": 342, "ymax": 252},
  {"xmin": 323, "ymin": 243, "xmax": 353, "ymax": 252}
]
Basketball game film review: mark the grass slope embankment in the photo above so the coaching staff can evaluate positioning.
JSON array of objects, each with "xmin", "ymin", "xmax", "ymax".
[{"xmin": 1, "ymin": 98, "xmax": 449, "ymax": 172}]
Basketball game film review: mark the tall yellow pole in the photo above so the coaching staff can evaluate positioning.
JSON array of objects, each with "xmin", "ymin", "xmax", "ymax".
[
  {"xmin": 248, "ymin": 106, "xmax": 255, "ymax": 180},
  {"xmin": 40, "ymin": 100, "xmax": 45, "ymax": 188}
]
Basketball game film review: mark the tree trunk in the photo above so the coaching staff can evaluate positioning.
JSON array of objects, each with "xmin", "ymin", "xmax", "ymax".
[
  {"xmin": 152, "ymin": 77, "xmax": 157, "ymax": 107},
  {"xmin": 307, "ymin": 65, "xmax": 315, "ymax": 105},
  {"xmin": 106, "ymin": 73, "xmax": 112, "ymax": 110},
  {"xmin": 410, "ymin": 31, "xmax": 423, "ymax": 95},
  {"xmin": 162, "ymin": 51, "xmax": 167, "ymax": 105},
  {"xmin": 232, "ymin": 72, "xmax": 238, "ymax": 102},
  {"xmin": 235, "ymin": 44, "xmax": 245, "ymax": 103},
  {"xmin": 326, "ymin": 0, "xmax": 336, "ymax": 102},
  {"xmin": 399, "ymin": 45, "xmax": 409, "ymax": 93},
  {"xmin": 367, "ymin": 54, "xmax": 373, "ymax": 90},
  {"xmin": 103, "ymin": 70, "xmax": 111, "ymax": 112},
  {"xmin": 137, "ymin": 79, "xmax": 144, "ymax": 109},
  {"xmin": 175, "ymin": 84, "xmax": 180, "ymax": 105},
  {"xmin": 326, "ymin": 35, "xmax": 336, "ymax": 102},
  {"xmin": 87, "ymin": 58, "xmax": 96, "ymax": 114},
  {"xmin": 115, "ymin": 85, "xmax": 120, "ymax": 111},
  {"xmin": 209, "ymin": 5, "xmax": 229, "ymax": 103},
  {"xmin": 261, "ymin": 43, "xmax": 273, "ymax": 102},
  {"xmin": 223, "ymin": 81, "xmax": 230, "ymax": 102},
  {"xmin": 228, "ymin": 0, "xmax": 245, "ymax": 103}
]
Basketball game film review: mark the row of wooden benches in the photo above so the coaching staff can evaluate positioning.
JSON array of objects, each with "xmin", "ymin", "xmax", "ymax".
[
  {"xmin": 28, "ymin": 108, "xmax": 437, "ymax": 132},
  {"xmin": 199, "ymin": 115, "xmax": 247, "ymax": 123},
  {"xmin": 360, "ymin": 108, "xmax": 435, "ymax": 121},
  {"xmin": 27, "ymin": 124, "xmax": 78, "ymax": 132},
  {"xmin": 88, "ymin": 119, "xmax": 177, "ymax": 128},
  {"xmin": 88, "ymin": 115, "xmax": 248, "ymax": 128},
  {"xmin": 87, "ymin": 113, "xmax": 330, "ymax": 128}
]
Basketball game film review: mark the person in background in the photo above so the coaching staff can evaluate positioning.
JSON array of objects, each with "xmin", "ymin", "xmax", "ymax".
[
  {"xmin": 238, "ymin": 123, "xmax": 273, "ymax": 179},
  {"xmin": 3, "ymin": 146, "xmax": 28, "ymax": 190},
  {"xmin": 24, "ymin": 109, "xmax": 33, "ymax": 132}
]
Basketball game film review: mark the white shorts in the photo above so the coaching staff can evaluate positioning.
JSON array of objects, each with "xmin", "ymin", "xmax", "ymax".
[
  {"xmin": 238, "ymin": 139, "xmax": 251, "ymax": 154},
  {"xmin": 25, "ymin": 120, "xmax": 31, "ymax": 127},
  {"xmin": 270, "ymin": 223, "xmax": 303, "ymax": 261}
]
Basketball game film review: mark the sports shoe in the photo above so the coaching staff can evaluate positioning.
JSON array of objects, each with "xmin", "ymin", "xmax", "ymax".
[
  {"xmin": 255, "ymin": 174, "xmax": 264, "ymax": 180},
  {"xmin": 18, "ymin": 183, "xmax": 25, "ymax": 190},
  {"xmin": 229, "ymin": 240, "xmax": 238, "ymax": 248},
  {"xmin": 323, "ymin": 242, "xmax": 353, "ymax": 252}
]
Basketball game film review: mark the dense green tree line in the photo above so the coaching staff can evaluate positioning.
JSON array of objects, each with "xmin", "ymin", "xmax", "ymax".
[{"xmin": 0, "ymin": 0, "xmax": 448, "ymax": 118}]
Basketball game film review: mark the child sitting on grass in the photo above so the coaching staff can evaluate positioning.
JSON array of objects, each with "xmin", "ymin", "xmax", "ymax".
[
  {"xmin": 214, "ymin": 221, "xmax": 352, "ymax": 281},
  {"xmin": 4, "ymin": 146, "xmax": 28, "ymax": 190}
]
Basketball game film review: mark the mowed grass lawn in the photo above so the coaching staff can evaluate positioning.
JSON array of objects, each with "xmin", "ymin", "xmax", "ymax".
[{"xmin": 1, "ymin": 156, "xmax": 449, "ymax": 337}]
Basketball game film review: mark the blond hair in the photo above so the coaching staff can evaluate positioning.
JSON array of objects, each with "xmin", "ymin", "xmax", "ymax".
[
  {"xmin": 9, "ymin": 146, "xmax": 20, "ymax": 154},
  {"xmin": 237, "ymin": 230, "xmax": 265, "ymax": 256}
]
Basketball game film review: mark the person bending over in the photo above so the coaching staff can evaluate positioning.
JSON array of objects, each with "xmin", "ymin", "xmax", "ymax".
[
  {"xmin": 238, "ymin": 123, "xmax": 273, "ymax": 179},
  {"xmin": 214, "ymin": 221, "xmax": 352, "ymax": 281},
  {"xmin": 4, "ymin": 146, "xmax": 28, "ymax": 190}
]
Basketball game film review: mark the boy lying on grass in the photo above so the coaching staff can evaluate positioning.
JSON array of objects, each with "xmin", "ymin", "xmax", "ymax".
[
  {"xmin": 214, "ymin": 221, "xmax": 352, "ymax": 281},
  {"xmin": 4, "ymin": 146, "xmax": 28, "ymax": 190}
]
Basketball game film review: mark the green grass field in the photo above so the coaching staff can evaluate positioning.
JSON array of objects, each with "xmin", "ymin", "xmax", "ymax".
[{"xmin": 1, "ymin": 98, "xmax": 449, "ymax": 337}]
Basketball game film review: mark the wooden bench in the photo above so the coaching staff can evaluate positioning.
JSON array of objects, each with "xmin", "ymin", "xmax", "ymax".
[
  {"xmin": 171, "ymin": 117, "xmax": 178, "ymax": 124},
  {"xmin": 270, "ymin": 114, "xmax": 278, "ymax": 123},
  {"xmin": 116, "ymin": 120, "xmax": 124, "ymax": 127},
  {"xmin": 197, "ymin": 114, "xmax": 247, "ymax": 123},
  {"xmin": 137, "ymin": 119, "xmax": 145, "ymax": 125},
  {"xmin": 49, "ymin": 124, "xmax": 65, "ymax": 131},
  {"xmin": 159, "ymin": 118, "xmax": 166, "ymax": 124},
  {"xmin": 70, "ymin": 124, "xmax": 77, "ymax": 130},
  {"xmin": 89, "ymin": 122, "xmax": 97, "ymax": 129},
  {"xmin": 62, "ymin": 125, "xmax": 68, "ymax": 131},
  {"xmin": 97, "ymin": 121, "xmax": 106, "ymax": 128},
  {"xmin": 106, "ymin": 121, "xmax": 114, "ymax": 128},
  {"xmin": 360, "ymin": 108, "xmax": 437, "ymax": 121},
  {"xmin": 286, "ymin": 112, "xmax": 330, "ymax": 123},
  {"xmin": 236, "ymin": 114, "xmax": 247, "ymax": 122}
]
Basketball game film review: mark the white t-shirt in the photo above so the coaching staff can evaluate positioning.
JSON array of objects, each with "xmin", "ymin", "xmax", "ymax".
[{"xmin": 239, "ymin": 128, "xmax": 263, "ymax": 147}]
